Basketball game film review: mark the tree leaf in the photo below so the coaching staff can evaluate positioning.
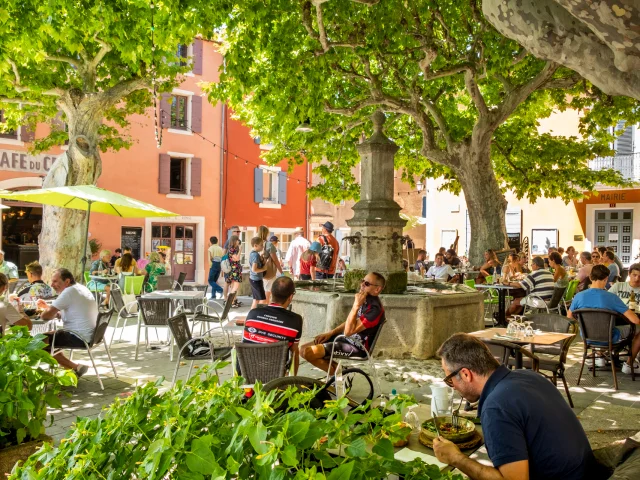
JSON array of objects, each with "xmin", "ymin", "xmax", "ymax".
[{"xmin": 327, "ymin": 461, "xmax": 355, "ymax": 480}]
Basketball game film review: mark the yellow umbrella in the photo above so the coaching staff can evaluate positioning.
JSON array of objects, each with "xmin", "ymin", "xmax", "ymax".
[{"xmin": 0, "ymin": 185, "xmax": 179, "ymax": 278}]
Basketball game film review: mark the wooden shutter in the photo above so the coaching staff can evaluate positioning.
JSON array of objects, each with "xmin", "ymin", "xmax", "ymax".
[
  {"xmin": 190, "ymin": 157, "xmax": 202, "ymax": 196},
  {"xmin": 192, "ymin": 39, "xmax": 204, "ymax": 75},
  {"xmin": 616, "ymin": 121, "xmax": 634, "ymax": 155},
  {"xmin": 278, "ymin": 171, "xmax": 287, "ymax": 205},
  {"xmin": 160, "ymin": 94, "xmax": 171, "ymax": 128},
  {"xmin": 20, "ymin": 125, "xmax": 35, "ymax": 143},
  {"xmin": 159, "ymin": 154, "xmax": 171, "ymax": 194},
  {"xmin": 254, "ymin": 168, "xmax": 263, "ymax": 203},
  {"xmin": 191, "ymin": 96, "xmax": 202, "ymax": 133}
]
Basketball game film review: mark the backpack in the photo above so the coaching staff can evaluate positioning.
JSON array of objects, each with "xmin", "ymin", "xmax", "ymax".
[
  {"xmin": 318, "ymin": 235, "xmax": 335, "ymax": 270},
  {"xmin": 221, "ymin": 254, "xmax": 232, "ymax": 273}
]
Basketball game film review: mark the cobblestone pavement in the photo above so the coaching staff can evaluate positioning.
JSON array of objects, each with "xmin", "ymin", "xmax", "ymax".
[{"xmin": 45, "ymin": 295, "xmax": 640, "ymax": 452}]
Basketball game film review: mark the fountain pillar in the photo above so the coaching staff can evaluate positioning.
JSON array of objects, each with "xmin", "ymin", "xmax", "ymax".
[{"xmin": 344, "ymin": 110, "xmax": 407, "ymax": 294}]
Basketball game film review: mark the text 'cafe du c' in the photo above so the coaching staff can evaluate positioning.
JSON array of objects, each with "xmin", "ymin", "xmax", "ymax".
[{"xmin": 0, "ymin": 149, "xmax": 57, "ymax": 175}]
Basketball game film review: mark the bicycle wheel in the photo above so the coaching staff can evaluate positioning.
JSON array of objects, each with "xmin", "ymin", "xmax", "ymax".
[
  {"xmin": 323, "ymin": 367, "xmax": 374, "ymax": 410},
  {"xmin": 263, "ymin": 376, "xmax": 332, "ymax": 410}
]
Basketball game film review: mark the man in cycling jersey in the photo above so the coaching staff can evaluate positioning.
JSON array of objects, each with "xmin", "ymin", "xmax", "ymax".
[{"xmin": 300, "ymin": 271, "xmax": 385, "ymax": 374}]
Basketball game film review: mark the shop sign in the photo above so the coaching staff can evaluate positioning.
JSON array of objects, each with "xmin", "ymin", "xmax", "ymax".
[
  {"xmin": 599, "ymin": 192, "xmax": 626, "ymax": 202},
  {"xmin": 0, "ymin": 149, "xmax": 58, "ymax": 174}
]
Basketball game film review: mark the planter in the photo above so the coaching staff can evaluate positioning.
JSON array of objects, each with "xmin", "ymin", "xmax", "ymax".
[{"xmin": 0, "ymin": 435, "xmax": 52, "ymax": 476}]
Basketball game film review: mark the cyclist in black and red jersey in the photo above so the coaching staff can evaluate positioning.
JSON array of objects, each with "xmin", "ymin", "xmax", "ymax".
[
  {"xmin": 241, "ymin": 276, "xmax": 303, "ymax": 374},
  {"xmin": 300, "ymin": 272, "xmax": 385, "ymax": 374}
]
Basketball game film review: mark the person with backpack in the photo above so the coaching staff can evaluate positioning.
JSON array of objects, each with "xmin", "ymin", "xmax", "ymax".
[{"xmin": 316, "ymin": 221, "xmax": 340, "ymax": 279}]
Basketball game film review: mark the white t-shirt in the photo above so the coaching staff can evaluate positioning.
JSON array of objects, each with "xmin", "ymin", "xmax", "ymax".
[
  {"xmin": 52, "ymin": 284, "xmax": 98, "ymax": 342},
  {"xmin": 426, "ymin": 264, "xmax": 455, "ymax": 280},
  {"xmin": 608, "ymin": 282, "xmax": 640, "ymax": 304}
]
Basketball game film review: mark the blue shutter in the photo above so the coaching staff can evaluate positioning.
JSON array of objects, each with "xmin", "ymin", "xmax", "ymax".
[
  {"xmin": 421, "ymin": 196, "xmax": 427, "ymax": 217},
  {"xmin": 254, "ymin": 168, "xmax": 263, "ymax": 203},
  {"xmin": 278, "ymin": 171, "xmax": 287, "ymax": 205}
]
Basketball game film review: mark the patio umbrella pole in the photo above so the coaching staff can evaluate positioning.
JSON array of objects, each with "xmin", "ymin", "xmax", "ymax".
[{"xmin": 80, "ymin": 200, "xmax": 93, "ymax": 283}]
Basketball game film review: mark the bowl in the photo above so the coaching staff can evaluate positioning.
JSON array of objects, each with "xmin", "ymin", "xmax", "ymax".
[
  {"xmin": 421, "ymin": 416, "xmax": 476, "ymax": 443},
  {"xmin": 23, "ymin": 308, "xmax": 37, "ymax": 317}
]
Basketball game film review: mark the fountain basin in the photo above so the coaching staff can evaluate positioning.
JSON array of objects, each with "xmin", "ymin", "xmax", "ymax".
[{"xmin": 292, "ymin": 281, "xmax": 484, "ymax": 359}]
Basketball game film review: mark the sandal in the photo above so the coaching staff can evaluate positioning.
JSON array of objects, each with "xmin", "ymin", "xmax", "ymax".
[{"xmin": 232, "ymin": 301, "xmax": 241, "ymax": 308}]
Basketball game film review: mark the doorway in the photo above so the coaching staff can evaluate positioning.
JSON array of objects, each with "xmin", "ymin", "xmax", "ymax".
[
  {"xmin": 594, "ymin": 209, "xmax": 633, "ymax": 265},
  {"xmin": 151, "ymin": 223, "xmax": 196, "ymax": 281}
]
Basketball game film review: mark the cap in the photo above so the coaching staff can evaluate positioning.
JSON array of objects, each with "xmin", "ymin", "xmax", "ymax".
[
  {"xmin": 294, "ymin": 226, "xmax": 304, "ymax": 234},
  {"xmin": 269, "ymin": 235, "xmax": 278, "ymax": 242},
  {"xmin": 321, "ymin": 221, "xmax": 334, "ymax": 232},
  {"xmin": 310, "ymin": 241, "xmax": 322, "ymax": 253}
]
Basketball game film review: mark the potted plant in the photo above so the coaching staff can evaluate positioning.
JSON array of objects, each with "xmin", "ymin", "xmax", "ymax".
[
  {"xmin": 12, "ymin": 363, "xmax": 462, "ymax": 479},
  {"xmin": 0, "ymin": 327, "xmax": 76, "ymax": 476}
]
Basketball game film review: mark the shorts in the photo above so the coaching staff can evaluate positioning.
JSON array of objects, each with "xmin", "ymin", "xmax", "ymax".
[
  {"xmin": 249, "ymin": 279, "xmax": 266, "ymax": 301},
  {"xmin": 44, "ymin": 331, "xmax": 88, "ymax": 349},
  {"xmin": 322, "ymin": 336, "xmax": 367, "ymax": 360},
  {"xmin": 263, "ymin": 276, "xmax": 276, "ymax": 294},
  {"xmin": 299, "ymin": 274, "xmax": 312, "ymax": 280}
]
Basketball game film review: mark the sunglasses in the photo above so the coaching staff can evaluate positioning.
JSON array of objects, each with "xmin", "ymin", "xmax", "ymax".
[
  {"xmin": 442, "ymin": 367, "xmax": 464, "ymax": 387},
  {"xmin": 361, "ymin": 280, "xmax": 382, "ymax": 288}
]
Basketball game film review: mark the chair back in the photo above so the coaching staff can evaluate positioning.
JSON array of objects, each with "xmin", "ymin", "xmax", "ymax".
[
  {"xmin": 366, "ymin": 319, "xmax": 386, "ymax": 354},
  {"xmin": 464, "ymin": 279, "xmax": 475, "ymax": 288},
  {"xmin": 83, "ymin": 271, "xmax": 92, "ymax": 286},
  {"xmin": 235, "ymin": 341, "xmax": 289, "ymax": 384},
  {"xmin": 90, "ymin": 309, "xmax": 114, "ymax": 347},
  {"xmin": 9, "ymin": 281, "xmax": 24, "ymax": 294},
  {"xmin": 138, "ymin": 298, "xmax": 172, "ymax": 326},
  {"xmin": 182, "ymin": 284, "xmax": 208, "ymax": 312},
  {"xmin": 571, "ymin": 309, "xmax": 628, "ymax": 346},
  {"xmin": 485, "ymin": 275, "xmax": 493, "ymax": 284},
  {"xmin": 124, "ymin": 275, "xmax": 144, "ymax": 295},
  {"xmin": 156, "ymin": 275, "xmax": 174, "ymax": 291},
  {"xmin": 111, "ymin": 288, "xmax": 126, "ymax": 312},
  {"xmin": 548, "ymin": 286, "xmax": 567, "ymax": 309},
  {"xmin": 480, "ymin": 338, "xmax": 539, "ymax": 371},
  {"xmin": 525, "ymin": 312, "xmax": 576, "ymax": 358},
  {"xmin": 564, "ymin": 279, "xmax": 579, "ymax": 301},
  {"xmin": 168, "ymin": 313, "xmax": 192, "ymax": 352},
  {"xmin": 221, "ymin": 292, "xmax": 236, "ymax": 321},
  {"xmin": 176, "ymin": 272, "xmax": 187, "ymax": 288}
]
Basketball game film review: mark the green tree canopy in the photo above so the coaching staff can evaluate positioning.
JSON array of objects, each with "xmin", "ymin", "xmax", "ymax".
[{"xmin": 204, "ymin": 0, "xmax": 640, "ymax": 261}]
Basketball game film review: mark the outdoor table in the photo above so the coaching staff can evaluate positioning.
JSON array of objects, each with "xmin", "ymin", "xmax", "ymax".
[
  {"xmin": 474, "ymin": 284, "xmax": 515, "ymax": 327},
  {"xmin": 454, "ymin": 269, "xmax": 479, "ymax": 284},
  {"xmin": 468, "ymin": 327, "xmax": 576, "ymax": 368}
]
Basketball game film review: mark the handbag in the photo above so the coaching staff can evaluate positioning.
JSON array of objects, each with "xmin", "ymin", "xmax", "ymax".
[
  {"xmin": 262, "ymin": 246, "xmax": 278, "ymax": 280},
  {"xmin": 221, "ymin": 254, "xmax": 232, "ymax": 274},
  {"xmin": 122, "ymin": 293, "xmax": 138, "ymax": 313}
]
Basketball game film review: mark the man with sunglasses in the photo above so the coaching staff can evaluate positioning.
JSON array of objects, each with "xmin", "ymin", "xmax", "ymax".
[
  {"xmin": 300, "ymin": 272, "xmax": 385, "ymax": 373},
  {"xmin": 433, "ymin": 333, "xmax": 605, "ymax": 480}
]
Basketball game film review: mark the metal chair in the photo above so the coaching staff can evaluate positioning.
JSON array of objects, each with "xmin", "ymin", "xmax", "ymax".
[
  {"xmin": 168, "ymin": 313, "xmax": 233, "ymax": 385},
  {"xmin": 521, "ymin": 313, "xmax": 577, "ymax": 407},
  {"xmin": 109, "ymin": 287, "xmax": 138, "ymax": 346},
  {"xmin": 122, "ymin": 275, "xmax": 144, "ymax": 295},
  {"xmin": 522, "ymin": 286, "xmax": 566, "ymax": 315},
  {"xmin": 479, "ymin": 338, "xmax": 540, "ymax": 372},
  {"xmin": 192, "ymin": 291, "xmax": 237, "ymax": 342},
  {"xmin": 174, "ymin": 272, "xmax": 187, "ymax": 290},
  {"xmin": 326, "ymin": 320, "xmax": 386, "ymax": 397},
  {"xmin": 178, "ymin": 285, "xmax": 209, "ymax": 318},
  {"xmin": 235, "ymin": 341, "xmax": 289, "ymax": 385},
  {"xmin": 135, "ymin": 298, "xmax": 172, "ymax": 360},
  {"xmin": 572, "ymin": 308, "xmax": 636, "ymax": 390},
  {"xmin": 155, "ymin": 275, "xmax": 174, "ymax": 291},
  {"xmin": 50, "ymin": 309, "xmax": 118, "ymax": 391}
]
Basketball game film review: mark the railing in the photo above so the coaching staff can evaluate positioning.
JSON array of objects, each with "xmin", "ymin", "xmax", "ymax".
[{"xmin": 589, "ymin": 152, "xmax": 640, "ymax": 182}]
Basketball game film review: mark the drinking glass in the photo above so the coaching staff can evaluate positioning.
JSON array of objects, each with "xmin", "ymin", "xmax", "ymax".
[
  {"xmin": 524, "ymin": 321, "xmax": 535, "ymax": 337},
  {"xmin": 430, "ymin": 385, "xmax": 453, "ymax": 419}
]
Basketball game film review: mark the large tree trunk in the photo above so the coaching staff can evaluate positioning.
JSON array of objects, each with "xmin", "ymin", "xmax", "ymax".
[
  {"xmin": 456, "ymin": 146, "xmax": 508, "ymax": 265},
  {"xmin": 39, "ymin": 98, "xmax": 103, "ymax": 282}
]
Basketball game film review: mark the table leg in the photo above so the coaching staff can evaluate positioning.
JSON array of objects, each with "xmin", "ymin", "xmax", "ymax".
[
  {"xmin": 515, "ymin": 349, "xmax": 523, "ymax": 369},
  {"xmin": 498, "ymin": 289, "xmax": 507, "ymax": 327}
]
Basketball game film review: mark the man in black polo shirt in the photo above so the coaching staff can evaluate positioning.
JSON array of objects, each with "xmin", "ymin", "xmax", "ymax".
[
  {"xmin": 300, "ymin": 271, "xmax": 385, "ymax": 374},
  {"xmin": 433, "ymin": 333, "xmax": 607, "ymax": 480},
  {"xmin": 242, "ymin": 276, "xmax": 303, "ymax": 374}
]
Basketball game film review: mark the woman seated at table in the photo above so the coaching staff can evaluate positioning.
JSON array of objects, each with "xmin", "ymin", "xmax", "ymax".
[
  {"xmin": 144, "ymin": 252, "xmax": 166, "ymax": 292},
  {"xmin": 89, "ymin": 249, "xmax": 112, "ymax": 306},
  {"xmin": 115, "ymin": 253, "xmax": 142, "ymax": 276},
  {"xmin": 517, "ymin": 252, "xmax": 530, "ymax": 273},
  {"xmin": 548, "ymin": 251, "xmax": 569, "ymax": 287},
  {"xmin": 591, "ymin": 250, "xmax": 601, "ymax": 265},
  {"xmin": 501, "ymin": 253, "xmax": 524, "ymax": 282},
  {"xmin": 0, "ymin": 273, "xmax": 31, "ymax": 332},
  {"xmin": 476, "ymin": 249, "xmax": 499, "ymax": 284}
]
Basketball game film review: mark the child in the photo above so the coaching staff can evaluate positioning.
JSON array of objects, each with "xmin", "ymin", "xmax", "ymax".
[
  {"xmin": 299, "ymin": 242, "xmax": 321, "ymax": 280},
  {"xmin": 249, "ymin": 236, "xmax": 268, "ymax": 308}
]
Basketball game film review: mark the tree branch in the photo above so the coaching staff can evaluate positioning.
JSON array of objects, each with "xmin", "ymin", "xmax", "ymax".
[
  {"xmin": 351, "ymin": 0, "xmax": 379, "ymax": 4},
  {"xmin": 301, "ymin": 1, "xmax": 320, "ymax": 41},
  {"xmin": 0, "ymin": 97, "xmax": 45, "ymax": 106},
  {"xmin": 465, "ymin": 68, "xmax": 489, "ymax": 118},
  {"xmin": 101, "ymin": 77, "xmax": 149, "ymax": 105},
  {"xmin": 543, "ymin": 74, "xmax": 582, "ymax": 90},
  {"xmin": 91, "ymin": 38, "xmax": 112, "ymax": 68},
  {"xmin": 44, "ymin": 55, "xmax": 81, "ymax": 69},
  {"xmin": 324, "ymin": 97, "xmax": 379, "ymax": 116},
  {"xmin": 424, "ymin": 63, "xmax": 471, "ymax": 81},
  {"xmin": 313, "ymin": 1, "xmax": 330, "ymax": 52},
  {"xmin": 421, "ymin": 98, "xmax": 453, "ymax": 150}
]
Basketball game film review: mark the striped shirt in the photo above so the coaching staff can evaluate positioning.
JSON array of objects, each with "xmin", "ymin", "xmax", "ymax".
[{"xmin": 520, "ymin": 269, "xmax": 555, "ymax": 301}]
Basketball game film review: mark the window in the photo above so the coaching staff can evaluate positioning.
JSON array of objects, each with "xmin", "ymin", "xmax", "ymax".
[
  {"xmin": 623, "ymin": 225, "xmax": 631, "ymax": 233},
  {"xmin": 262, "ymin": 169, "xmax": 278, "ymax": 202},
  {"xmin": 598, "ymin": 225, "xmax": 605, "ymax": 233},
  {"xmin": 597, "ymin": 212, "xmax": 606, "ymax": 220},
  {"xmin": 176, "ymin": 44, "xmax": 189, "ymax": 67},
  {"xmin": 610, "ymin": 225, "xmax": 618, "ymax": 233},
  {"xmin": 623, "ymin": 246, "xmax": 631, "ymax": 253},
  {"xmin": 623, "ymin": 236, "xmax": 631, "ymax": 243},
  {"xmin": 598, "ymin": 236, "xmax": 605, "ymax": 243},
  {"xmin": 170, "ymin": 95, "xmax": 189, "ymax": 130},
  {"xmin": 170, "ymin": 158, "xmax": 187, "ymax": 193},
  {"xmin": 623, "ymin": 211, "xmax": 632, "ymax": 220},
  {"xmin": 0, "ymin": 110, "xmax": 18, "ymax": 140},
  {"xmin": 531, "ymin": 229, "xmax": 558, "ymax": 255},
  {"xmin": 254, "ymin": 166, "xmax": 286, "ymax": 205},
  {"xmin": 611, "ymin": 212, "xmax": 619, "ymax": 220}
]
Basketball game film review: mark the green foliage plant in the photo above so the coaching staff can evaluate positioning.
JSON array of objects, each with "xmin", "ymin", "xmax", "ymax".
[
  {"xmin": 0, "ymin": 327, "xmax": 76, "ymax": 449},
  {"xmin": 11, "ymin": 363, "xmax": 460, "ymax": 479}
]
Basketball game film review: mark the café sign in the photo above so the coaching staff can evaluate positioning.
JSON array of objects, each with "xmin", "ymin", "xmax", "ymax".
[{"xmin": 0, "ymin": 149, "xmax": 59, "ymax": 175}]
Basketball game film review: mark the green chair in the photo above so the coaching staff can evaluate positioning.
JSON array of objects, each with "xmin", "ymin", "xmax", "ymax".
[
  {"xmin": 464, "ymin": 279, "xmax": 476, "ymax": 289},
  {"xmin": 123, "ymin": 275, "xmax": 145, "ymax": 295},
  {"xmin": 563, "ymin": 279, "xmax": 579, "ymax": 311}
]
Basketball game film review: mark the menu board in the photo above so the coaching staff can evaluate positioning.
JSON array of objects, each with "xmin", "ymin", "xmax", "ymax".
[{"xmin": 121, "ymin": 227, "xmax": 143, "ymax": 260}]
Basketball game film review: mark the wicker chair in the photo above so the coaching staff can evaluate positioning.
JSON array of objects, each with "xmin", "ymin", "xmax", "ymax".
[
  {"xmin": 50, "ymin": 309, "xmax": 118, "ymax": 391},
  {"xmin": 174, "ymin": 272, "xmax": 187, "ymax": 290},
  {"xmin": 135, "ymin": 298, "xmax": 172, "ymax": 360},
  {"xmin": 235, "ymin": 341, "xmax": 289, "ymax": 385},
  {"xmin": 109, "ymin": 287, "xmax": 138, "ymax": 347},
  {"xmin": 179, "ymin": 284, "xmax": 209, "ymax": 317},
  {"xmin": 572, "ymin": 308, "xmax": 636, "ymax": 390},
  {"xmin": 480, "ymin": 338, "xmax": 540, "ymax": 372},
  {"xmin": 168, "ymin": 313, "xmax": 233, "ymax": 385},
  {"xmin": 522, "ymin": 286, "xmax": 567, "ymax": 315},
  {"xmin": 155, "ymin": 275, "xmax": 174, "ymax": 291},
  {"xmin": 192, "ymin": 291, "xmax": 237, "ymax": 342}
]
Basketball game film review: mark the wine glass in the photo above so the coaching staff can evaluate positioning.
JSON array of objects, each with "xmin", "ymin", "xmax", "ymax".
[{"xmin": 524, "ymin": 320, "xmax": 535, "ymax": 337}]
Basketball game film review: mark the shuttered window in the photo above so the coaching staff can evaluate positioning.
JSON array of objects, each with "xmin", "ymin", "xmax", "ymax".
[
  {"xmin": 170, "ymin": 96, "xmax": 189, "ymax": 130},
  {"xmin": 614, "ymin": 121, "xmax": 635, "ymax": 155},
  {"xmin": 170, "ymin": 158, "xmax": 187, "ymax": 193},
  {"xmin": 254, "ymin": 167, "xmax": 287, "ymax": 204},
  {"xmin": 192, "ymin": 39, "xmax": 204, "ymax": 75},
  {"xmin": 159, "ymin": 154, "xmax": 201, "ymax": 196},
  {"xmin": 176, "ymin": 44, "xmax": 189, "ymax": 67}
]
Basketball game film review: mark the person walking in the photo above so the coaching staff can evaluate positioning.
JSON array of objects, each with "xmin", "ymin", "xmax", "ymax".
[
  {"xmin": 207, "ymin": 236, "xmax": 224, "ymax": 299},
  {"xmin": 222, "ymin": 226, "xmax": 241, "ymax": 302},
  {"xmin": 257, "ymin": 225, "xmax": 282, "ymax": 304},
  {"xmin": 224, "ymin": 235, "xmax": 243, "ymax": 308},
  {"xmin": 285, "ymin": 227, "xmax": 310, "ymax": 279},
  {"xmin": 316, "ymin": 221, "xmax": 340, "ymax": 279}
]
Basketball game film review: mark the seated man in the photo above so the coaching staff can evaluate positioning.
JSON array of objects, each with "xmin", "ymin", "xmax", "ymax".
[
  {"xmin": 609, "ymin": 262, "xmax": 640, "ymax": 301},
  {"xmin": 601, "ymin": 250, "xmax": 620, "ymax": 288},
  {"xmin": 426, "ymin": 253, "xmax": 456, "ymax": 281},
  {"xmin": 301, "ymin": 272, "xmax": 385, "ymax": 374},
  {"xmin": 17, "ymin": 261, "xmax": 54, "ymax": 300},
  {"xmin": 434, "ymin": 333, "xmax": 608, "ymax": 480},
  {"xmin": 241, "ymin": 276, "xmax": 303, "ymax": 374},
  {"xmin": 414, "ymin": 250, "xmax": 427, "ymax": 275},
  {"xmin": 505, "ymin": 256, "xmax": 554, "ymax": 316},
  {"xmin": 36, "ymin": 268, "xmax": 98, "ymax": 377},
  {"xmin": 568, "ymin": 264, "xmax": 640, "ymax": 374},
  {"xmin": 90, "ymin": 249, "xmax": 112, "ymax": 306},
  {"xmin": 0, "ymin": 273, "xmax": 32, "ymax": 332}
]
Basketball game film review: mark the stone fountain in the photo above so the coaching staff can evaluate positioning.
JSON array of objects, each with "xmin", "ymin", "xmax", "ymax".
[{"xmin": 292, "ymin": 111, "xmax": 483, "ymax": 359}]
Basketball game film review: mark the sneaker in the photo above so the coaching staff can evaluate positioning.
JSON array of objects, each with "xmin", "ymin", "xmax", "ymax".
[
  {"xmin": 586, "ymin": 358, "xmax": 606, "ymax": 367},
  {"xmin": 74, "ymin": 365, "xmax": 89, "ymax": 378},
  {"xmin": 622, "ymin": 361, "xmax": 639, "ymax": 374}
]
